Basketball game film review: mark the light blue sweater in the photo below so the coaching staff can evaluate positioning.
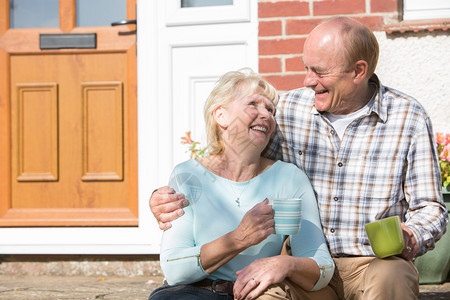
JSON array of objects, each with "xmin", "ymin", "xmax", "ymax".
[{"xmin": 160, "ymin": 159, "xmax": 334, "ymax": 291}]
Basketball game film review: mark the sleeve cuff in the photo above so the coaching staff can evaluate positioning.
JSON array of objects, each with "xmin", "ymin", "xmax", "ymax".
[
  {"xmin": 310, "ymin": 257, "xmax": 335, "ymax": 291},
  {"xmin": 160, "ymin": 245, "xmax": 209, "ymax": 285}
]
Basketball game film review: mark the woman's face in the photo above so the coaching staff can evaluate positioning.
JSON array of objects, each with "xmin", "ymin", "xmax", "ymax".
[{"xmin": 220, "ymin": 90, "xmax": 276, "ymax": 153}]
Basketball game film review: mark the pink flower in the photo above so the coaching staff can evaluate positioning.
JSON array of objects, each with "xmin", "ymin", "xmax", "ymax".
[
  {"xmin": 441, "ymin": 145, "xmax": 450, "ymax": 162},
  {"xmin": 436, "ymin": 132, "xmax": 450, "ymax": 187},
  {"xmin": 181, "ymin": 132, "xmax": 193, "ymax": 144},
  {"xmin": 181, "ymin": 131, "xmax": 207, "ymax": 159},
  {"xmin": 436, "ymin": 132, "xmax": 445, "ymax": 145},
  {"xmin": 445, "ymin": 134, "xmax": 450, "ymax": 146}
]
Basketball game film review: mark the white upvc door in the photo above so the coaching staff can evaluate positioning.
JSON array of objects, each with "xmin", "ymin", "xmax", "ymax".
[
  {"xmin": 148, "ymin": 0, "xmax": 259, "ymax": 177},
  {"xmin": 0, "ymin": 0, "xmax": 258, "ymax": 254}
]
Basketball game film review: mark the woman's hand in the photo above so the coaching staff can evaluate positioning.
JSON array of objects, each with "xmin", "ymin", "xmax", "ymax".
[
  {"xmin": 199, "ymin": 199, "xmax": 274, "ymax": 274},
  {"xmin": 233, "ymin": 199, "xmax": 275, "ymax": 248},
  {"xmin": 233, "ymin": 255, "xmax": 291, "ymax": 300}
]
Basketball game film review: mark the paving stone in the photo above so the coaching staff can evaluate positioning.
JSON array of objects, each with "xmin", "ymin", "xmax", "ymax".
[
  {"xmin": 0, "ymin": 275, "xmax": 449, "ymax": 299},
  {"xmin": 0, "ymin": 275, "xmax": 164, "ymax": 300}
]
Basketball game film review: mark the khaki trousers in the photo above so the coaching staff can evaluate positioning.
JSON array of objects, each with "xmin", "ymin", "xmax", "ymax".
[
  {"xmin": 255, "ymin": 240, "xmax": 419, "ymax": 299},
  {"xmin": 333, "ymin": 256, "xmax": 419, "ymax": 300},
  {"xmin": 254, "ymin": 270, "xmax": 342, "ymax": 300},
  {"xmin": 254, "ymin": 239, "xmax": 341, "ymax": 300}
]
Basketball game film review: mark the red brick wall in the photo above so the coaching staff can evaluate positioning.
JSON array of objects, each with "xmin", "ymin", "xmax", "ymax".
[{"xmin": 258, "ymin": 0, "xmax": 399, "ymax": 91}]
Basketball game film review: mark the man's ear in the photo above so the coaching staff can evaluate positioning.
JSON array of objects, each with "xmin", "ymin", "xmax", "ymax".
[
  {"xmin": 213, "ymin": 106, "xmax": 228, "ymax": 129},
  {"xmin": 353, "ymin": 60, "xmax": 368, "ymax": 84}
]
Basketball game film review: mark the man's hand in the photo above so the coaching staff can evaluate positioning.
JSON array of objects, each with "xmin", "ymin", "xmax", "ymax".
[
  {"xmin": 399, "ymin": 223, "xmax": 419, "ymax": 261},
  {"xmin": 149, "ymin": 186, "xmax": 188, "ymax": 230}
]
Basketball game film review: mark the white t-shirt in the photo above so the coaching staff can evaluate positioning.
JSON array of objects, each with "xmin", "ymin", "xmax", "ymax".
[{"xmin": 324, "ymin": 95, "xmax": 375, "ymax": 139}]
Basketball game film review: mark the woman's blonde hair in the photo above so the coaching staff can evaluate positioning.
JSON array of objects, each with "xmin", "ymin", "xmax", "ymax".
[{"xmin": 204, "ymin": 68, "xmax": 279, "ymax": 155}]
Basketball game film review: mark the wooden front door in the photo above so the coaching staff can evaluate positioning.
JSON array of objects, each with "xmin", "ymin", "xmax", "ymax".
[{"xmin": 0, "ymin": 0, "xmax": 138, "ymax": 226}]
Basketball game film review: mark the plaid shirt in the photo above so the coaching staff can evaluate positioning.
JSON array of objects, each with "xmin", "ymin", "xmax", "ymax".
[{"xmin": 264, "ymin": 74, "xmax": 448, "ymax": 257}]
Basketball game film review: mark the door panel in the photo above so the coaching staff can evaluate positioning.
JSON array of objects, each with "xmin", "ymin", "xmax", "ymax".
[
  {"xmin": 15, "ymin": 82, "xmax": 59, "ymax": 182},
  {"xmin": 81, "ymin": 81, "xmax": 124, "ymax": 181},
  {"xmin": 171, "ymin": 44, "xmax": 249, "ymax": 166},
  {"xmin": 0, "ymin": 0, "xmax": 137, "ymax": 227}
]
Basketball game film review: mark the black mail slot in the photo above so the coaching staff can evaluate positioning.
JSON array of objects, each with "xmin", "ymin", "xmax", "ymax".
[{"xmin": 40, "ymin": 33, "xmax": 97, "ymax": 50}]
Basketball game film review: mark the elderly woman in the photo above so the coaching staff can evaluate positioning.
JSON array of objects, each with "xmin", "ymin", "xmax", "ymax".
[{"xmin": 149, "ymin": 69, "xmax": 334, "ymax": 300}]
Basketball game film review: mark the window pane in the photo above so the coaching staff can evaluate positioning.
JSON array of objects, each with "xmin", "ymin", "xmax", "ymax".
[
  {"xmin": 181, "ymin": 0, "xmax": 233, "ymax": 8},
  {"xmin": 76, "ymin": 0, "xmax": 126, "ymax": 27},
  {"xmin": 10, "ymin": 0, "xmax": 59, "ymax": 29},
  {"xmin": 403, "ymin": 0, "xmax": 450, "ymax": 20}
]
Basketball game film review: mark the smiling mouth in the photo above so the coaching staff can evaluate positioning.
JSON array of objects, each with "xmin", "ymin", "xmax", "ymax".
[
  {"xmin": 316, "ymin": 90, "xmax": 328, "ymax": 95},
  {"xmin": 250, "ymin": 125, "xmax": 268, "ymax": 133}
]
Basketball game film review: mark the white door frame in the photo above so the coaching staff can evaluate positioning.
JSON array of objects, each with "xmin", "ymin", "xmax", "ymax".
[{"xmin": 0, "ymin": 0, "xmax": 258, "ymax": 254}]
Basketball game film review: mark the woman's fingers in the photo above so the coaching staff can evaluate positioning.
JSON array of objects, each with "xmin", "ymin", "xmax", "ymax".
[
  {"xmin": 235, "ymin": 199, "xmax": 275, "ymax": 245},
  {"xmin": 247, "ymin": 279, "xmax": 271, "ymax": 300},
  {"xmin": 234, "ymin": 267, "xmax": 272, "ymax": 300},
  {"xmin": 234, "ymin": 277, "xmax": 262, "ymax": 300}
]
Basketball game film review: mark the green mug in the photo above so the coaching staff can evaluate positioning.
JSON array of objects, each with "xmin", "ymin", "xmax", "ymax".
[{"xmin": 365, "ymin": 216, "xmax": 404, "ymax": 258}]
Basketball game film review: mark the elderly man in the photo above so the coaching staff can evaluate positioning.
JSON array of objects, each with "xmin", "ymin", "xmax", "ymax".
[{"xmin": 150, "ymin": 17, "xmax": 448, "ymax": 299}]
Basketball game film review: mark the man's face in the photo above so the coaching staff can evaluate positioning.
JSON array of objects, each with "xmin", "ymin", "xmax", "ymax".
[{"xmin": 302, "ymin": 30, "xmax": 357, "ymax": 115}]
